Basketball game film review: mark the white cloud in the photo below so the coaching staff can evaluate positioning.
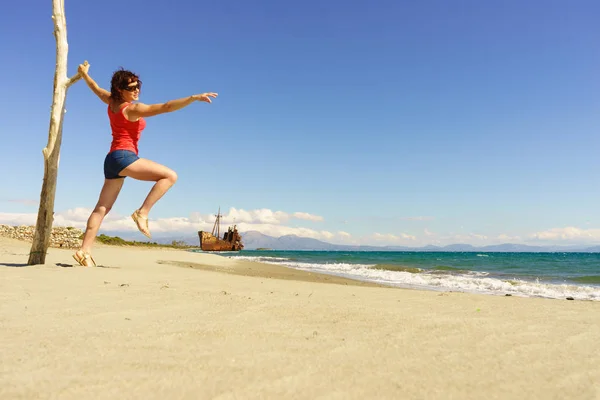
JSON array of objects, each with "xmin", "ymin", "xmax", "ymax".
[
  {"xmin": 224, "ymin": 208, "xmax": 287, "ymax": 225},
  {"xmin": 372, "ymin": 232, "xmax": 416, "ymax": 243},
  {"xmin": 373, "ymin": 233, "xmax": 396, "ymax": 241},
  {"xmin": 7, "ymin": 208, "xmax": 600, "ymax": 247},
  {"xmin": 233, "ymin": 222, "xmax": 344, "ymax": 242},
  {"xmin": 0, "ymin": 207, "xmax": 332, "ymax": 241},
  {"xmin": 0, "ymin": 213, "xmax": 37, "ymax": 226},
  {"xmin": 497, "ymin": 234, "xmax": 522, "ymax": 242},
  {"xmin": 530, "ymin": 227, "xmax": 600, "ymax": 242},
  {"xmin": 0, "ymin": 208, "xmax": 384, "ymax": 246},
  {"xmin": 320, "ymin": 231, "xmax": 334, "ymax": 239},
  {"xmin": 292, "ymin": 212, "xmax": 324, "ymax": 222},
  {"xmin": 216, "ymin": 208, "xmax": 323, "ymax": 225},
  {"xmin": 0, "ymin": 209, "xmax": 199, "ymax": 234},
  {"xmin": 56, "ymin": 207, "xmax": 95, "ymax": 223}
]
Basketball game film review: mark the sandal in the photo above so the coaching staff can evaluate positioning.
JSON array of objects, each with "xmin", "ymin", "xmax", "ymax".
[
  {"xmin": 131, "ymin": 210, "xmax": 152, "ymax": 238},
  {"xmin": 72, "ymin": 250, "xmax": 97, "ymax": 267}
]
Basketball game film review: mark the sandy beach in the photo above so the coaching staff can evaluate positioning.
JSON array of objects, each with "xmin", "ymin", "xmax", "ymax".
[{"xmin": 1, "ymin": 236, "xmax": 599, "ymax": 399}]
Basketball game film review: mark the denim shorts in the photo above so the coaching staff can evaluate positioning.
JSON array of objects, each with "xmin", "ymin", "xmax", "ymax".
[{"xmin": 104, "ymin": 150, "xmax": 139, "ymax": 179}]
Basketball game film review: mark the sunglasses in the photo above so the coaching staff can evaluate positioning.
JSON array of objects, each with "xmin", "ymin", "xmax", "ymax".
[{"xmin": 122, "ymin": 80, "xmax": 142, "ymax": 91}]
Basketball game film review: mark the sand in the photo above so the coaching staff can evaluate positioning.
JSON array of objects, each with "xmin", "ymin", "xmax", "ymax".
[{"xmin": 1, "ymin": 236, "xmax": 599, "ymax": 399}]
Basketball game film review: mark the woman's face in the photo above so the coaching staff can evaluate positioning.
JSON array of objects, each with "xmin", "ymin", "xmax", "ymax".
[{"xmin": 120, "ymin": 79, "xmax": 141, "ymax": 102}]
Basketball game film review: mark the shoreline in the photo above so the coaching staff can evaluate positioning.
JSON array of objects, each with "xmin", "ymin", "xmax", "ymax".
[
  {"xmin": 221, "ymin": 250, "xmax": 600, "ymax": 302},
  {"xmin": 164, "ymin": 259, "xmax": 385, "ymax": 287}
]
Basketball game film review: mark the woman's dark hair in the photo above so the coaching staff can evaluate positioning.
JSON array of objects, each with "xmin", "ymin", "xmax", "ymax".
[{"xmin": 110, "ymin": 68, "xmax": 141, "ymax": 102}]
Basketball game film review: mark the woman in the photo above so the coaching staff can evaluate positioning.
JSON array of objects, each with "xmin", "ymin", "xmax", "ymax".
[{"xmin": 73, "ymin": 63, "xmax": 217, "ymax": 266}]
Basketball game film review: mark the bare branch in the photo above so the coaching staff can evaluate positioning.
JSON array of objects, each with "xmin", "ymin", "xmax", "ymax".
[
  {"xmin": 66, "ymin": 60, "xmax": 87, "ymax": 88},
  {"xmin": 66, "ymin": 73, "xmax": 82, "ymax": 88}
]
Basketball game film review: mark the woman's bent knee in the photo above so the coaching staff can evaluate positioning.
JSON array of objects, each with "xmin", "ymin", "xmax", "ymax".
[
  {"xmin": 166, "ymin": 170, "xmax": 178, "ymax": 184},
  {"xmin": 94, "ymin": 205, "xmax": 112, "ymax": 215}
]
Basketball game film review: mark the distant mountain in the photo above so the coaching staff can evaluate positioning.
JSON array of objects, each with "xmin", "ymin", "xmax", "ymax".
[
  {"xmin": 241, "ymin": 232, "xmax": 369, "ymax": 251},
  {"xmin": 418, "ymin": 245, "xmax": 444, "ymax": 251},
  {"xmin": 441, "ymin": 244, "xmax": 476, "ymax": 251},
  {"xmin": 242, "ymin": 231, "xmax": 389, "ymax": 251},
  {"xmin": 478, "ymin": 243, "xmax": 548, "ymax": 252},
  {"xmin": 239, "ymin": 231, "xmax": 600, "ymax": 252},
  {"xmin": 100, "ymin": 229, "xmax": 600, "ymax": 252},
  {"xmin": 240, "ymin": 231, "xmax": 280, "ymax": 249}
]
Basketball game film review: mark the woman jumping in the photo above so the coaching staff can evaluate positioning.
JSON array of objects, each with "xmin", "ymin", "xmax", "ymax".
[{"xmin": 73, "ymin": 63, "xmax": 217, "ymax": 266}]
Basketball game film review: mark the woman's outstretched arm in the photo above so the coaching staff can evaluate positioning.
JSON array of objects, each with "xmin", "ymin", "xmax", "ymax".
[
  {"xmin": 78, "ymin": 63, "xmax": 111, "ymax": 104},
  {"xmin": 127, "ymin": 93, "xmax": 218, "ymax": 119}
]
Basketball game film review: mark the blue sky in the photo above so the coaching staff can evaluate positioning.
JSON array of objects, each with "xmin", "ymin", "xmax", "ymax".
[{"xmin": 1, "ymin": 0, "xmax": 599, "ymax": 246}]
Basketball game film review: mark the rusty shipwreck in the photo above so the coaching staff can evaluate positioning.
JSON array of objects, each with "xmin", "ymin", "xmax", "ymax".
[{"xmin": 198, "ymin": 208, "xmax": 244, "ymax": 251}]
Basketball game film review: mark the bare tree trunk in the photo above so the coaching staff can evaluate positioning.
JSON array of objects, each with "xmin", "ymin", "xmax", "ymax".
[{"xmin": 28, "ymin": 0, "xmax": 84, "ymax": 265}]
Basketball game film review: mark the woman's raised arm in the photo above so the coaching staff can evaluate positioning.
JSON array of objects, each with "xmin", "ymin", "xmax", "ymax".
[
  {"xmin": 126, "ymin": 93, "xmax": 218, "ymax": 119},
  {"xmin": 78, "ymin": 63, "xmax": 111, "ymax": 104}
]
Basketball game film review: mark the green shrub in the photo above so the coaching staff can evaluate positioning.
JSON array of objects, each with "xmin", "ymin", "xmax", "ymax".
[{"xmin": 93, "ymin": 234, "xmax": 195, "ymax": 249}]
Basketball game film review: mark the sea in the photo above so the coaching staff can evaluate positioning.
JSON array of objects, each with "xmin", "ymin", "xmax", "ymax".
[{"xmin": 208, "ymin": 250, "xmax": 600, "ymax": 301}]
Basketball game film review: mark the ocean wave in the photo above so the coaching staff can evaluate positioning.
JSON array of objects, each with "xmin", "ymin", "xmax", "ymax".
[
  {"xmin": 228, "ymin": 256, "xmax": 600, "ymax": 301},
  {"xmin": 431, "ymin": 265, "xmax": 488, "ymax": 277},
  {"xmin": 371, "ymin": 264, "xmax": 422, "ymax": 274}
]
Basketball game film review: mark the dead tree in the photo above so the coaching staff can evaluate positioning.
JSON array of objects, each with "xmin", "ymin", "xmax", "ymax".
[{"xmin": 28, "ymin": 0, "xmax": 85, "ymax": 265}]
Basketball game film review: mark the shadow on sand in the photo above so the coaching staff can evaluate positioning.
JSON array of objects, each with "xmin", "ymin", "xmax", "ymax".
[{"xmin": 0, "ymin": 262, "xmax": 29, "ymax": 267}]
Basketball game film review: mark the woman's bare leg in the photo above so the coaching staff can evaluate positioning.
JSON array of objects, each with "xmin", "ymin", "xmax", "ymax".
[
  {"xmin": 119, "ymin": 158, "xmax": 178, "ymax": 235},
  {"xmin": 76, "ymin": 178, "xmax": 125, "ymax": 265}
]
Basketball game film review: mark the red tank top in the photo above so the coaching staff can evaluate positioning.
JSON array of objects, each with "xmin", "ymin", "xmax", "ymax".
[{"xmin": 108, "ymin": 102, "xmax": 146, "ymax": 155}]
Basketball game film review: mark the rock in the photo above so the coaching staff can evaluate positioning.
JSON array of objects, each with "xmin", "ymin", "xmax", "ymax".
[{"xmin": 0, "ymin": 224, "xmax": 83, "ymax": 249}]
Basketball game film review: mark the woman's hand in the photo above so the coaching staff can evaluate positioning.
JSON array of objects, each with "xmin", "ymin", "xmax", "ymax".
[
  {"xmin": 77, "ymin": 61, "xmax": 110, "ymax": 104},
  {"xmin": 78, "ymin": 62, "xmax": 90, "ymax": 76},
  {"xmin": 192, "ymin": 92, "xmax": 218, "ymax": 103}
]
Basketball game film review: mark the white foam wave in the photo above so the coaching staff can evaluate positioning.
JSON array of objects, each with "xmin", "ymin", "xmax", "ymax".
[
  {"xmin": 231, "ymin": 256, "xmax": 600, "ymax": 301},
  {"xmin": 467, "ymin": 271, "xmax": 489, "ymax": 277}
]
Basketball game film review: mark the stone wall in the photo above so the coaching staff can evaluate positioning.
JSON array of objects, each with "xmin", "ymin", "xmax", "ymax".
[{"xmin": 0, "ymin": 225, "xmax": 83, "ymax": 249}]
